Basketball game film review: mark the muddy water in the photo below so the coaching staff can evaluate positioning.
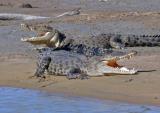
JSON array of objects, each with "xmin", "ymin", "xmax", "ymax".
[{"xmin": 0, "ymin": 87, "xmax": 159, "ymax": 113}]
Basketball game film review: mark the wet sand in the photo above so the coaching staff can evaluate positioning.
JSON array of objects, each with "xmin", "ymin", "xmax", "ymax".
[{"xmin": 0, "ymin": 0, "xmax": 160, "ymax": 106}]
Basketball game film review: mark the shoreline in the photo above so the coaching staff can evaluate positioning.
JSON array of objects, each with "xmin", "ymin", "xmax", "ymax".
[
  {"xmin": 0, "ymin": 53, "xmax": 160, "ymax": 106},
  {"xmin": 0, "ymin": 79, "xmax": 160, "ymax": 107},
  {"xmin": 0, "ymin": 85, "xmax": 160, "ymax": 107}
]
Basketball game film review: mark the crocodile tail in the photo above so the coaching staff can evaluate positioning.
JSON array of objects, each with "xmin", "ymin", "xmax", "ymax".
[
  {"xmin": 122, "ymin": 34, "xmax": 160, "ymax": 47},
  {"xmin": 140, "ymin": 35, "xmax": 160, "ymax": 46}
]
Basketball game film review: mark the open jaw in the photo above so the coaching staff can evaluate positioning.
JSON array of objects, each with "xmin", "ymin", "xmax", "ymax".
[
  {"xmin": 102, "ymin": 51, "xmax": 137, "ymax": 74},
  {"xmin": 21, "ymin": 31, "xmax": 55, "ymax": 45},
  {"xmin": 20, "ymin": 23, "xmax": 52, "ymax": 44},
  {"xmin": 21, "ymin": 36, "xmax": 47, "ymax": 45}
]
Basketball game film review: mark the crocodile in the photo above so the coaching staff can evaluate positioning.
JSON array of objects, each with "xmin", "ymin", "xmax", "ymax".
[
  {"xmin": 21, "ymin": 23, "xmax": 112, "ymax": 57},
  {"xmin": 21, "ymin": 23, "xmax": 160, "ymax": 50},
  {"xmin": 34, "ymin": 49, "xmax": 137, "ymax": 80},
  {"xmin": 20, "ymin": 23, "xmax": 113, "ymax": 57}
]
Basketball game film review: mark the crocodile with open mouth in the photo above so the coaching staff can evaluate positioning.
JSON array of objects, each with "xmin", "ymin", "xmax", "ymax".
[
  {"xmin": 21, "ymin": 23, "xmax": 160, "ymax": 50},
  {"xmin": 21, "ymin": 23, "xmax": 114, "ymax": 57},
  {"xmin": 34, "ymin": 49, "xmax": 137, "ymax": 80}
]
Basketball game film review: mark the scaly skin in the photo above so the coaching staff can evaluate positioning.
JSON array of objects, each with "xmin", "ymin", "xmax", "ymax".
[
  {"xmin": 64, "ymin": 33, "xmax": 160, "ymax": 49},
  {"xmin": 37, "ymin": 46, "xmax": 113, "ymax": 58},
  {"xmin": 21, "ymin": 24, "xmax": 160, "ymax": 49},
  {"xmin": 34, "ymin": 50, "xmax": 137, "ymax": 80}
]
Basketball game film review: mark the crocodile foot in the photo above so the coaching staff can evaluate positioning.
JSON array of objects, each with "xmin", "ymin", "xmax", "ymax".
[{"xmin": 66, "ymin": 73, "xmax": 89, "ymax": 80}]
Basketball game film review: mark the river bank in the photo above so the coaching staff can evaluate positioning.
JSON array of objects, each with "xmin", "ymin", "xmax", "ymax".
[
  {"xmin": 0, "ymin": 48, "xmax": 160, "ymax": 106},
  {"xmin": 0, "ymin": 0, "xmax": 160, "ymax": 107}
]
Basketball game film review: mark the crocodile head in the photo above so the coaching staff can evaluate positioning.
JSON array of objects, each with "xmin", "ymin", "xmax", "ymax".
[
  {"xmin": 88, "ymin": 51, "xmax": 137, "ymax": 76},
  {"xmin": 20, "ymin": 23, "xmax": 64, "ymax": 47}
]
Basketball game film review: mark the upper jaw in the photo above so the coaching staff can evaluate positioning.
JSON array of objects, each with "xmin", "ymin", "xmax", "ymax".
[{"xmin": 103, "ymin": 51, "xmax": 137, "ymax": 61}]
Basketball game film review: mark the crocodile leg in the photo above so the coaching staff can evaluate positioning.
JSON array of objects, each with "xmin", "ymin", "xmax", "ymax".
[
  {"xmin": 34, "ymin": 56, "xmax": 51, "ymax": 78},
  {"xmin": 66, "ymin": 68, "xmax": 88, "ymax": 80}
]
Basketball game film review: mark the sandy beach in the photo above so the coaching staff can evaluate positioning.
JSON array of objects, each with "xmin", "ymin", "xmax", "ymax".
[{"xmin": 0, "ymin": 0, "xmax": 160, "ymax": 106}]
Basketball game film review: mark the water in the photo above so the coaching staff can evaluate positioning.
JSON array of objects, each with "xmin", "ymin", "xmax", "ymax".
[
  {"xmin": 0, "ymin": 13, "xmax": 49, "ymax": 20},
  {"xmin": 0, "ymin": 87, "xmax": 159, "ymax": 113}
]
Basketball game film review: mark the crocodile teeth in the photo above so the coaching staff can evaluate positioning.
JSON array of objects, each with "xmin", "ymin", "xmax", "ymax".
[
  {"xmin": 120, "ymin": 67, "xmax": 130, "ymax": 72},
  {"xmin": 113, "ymin": 67, "xmax": 137, "ymax": 74}
]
